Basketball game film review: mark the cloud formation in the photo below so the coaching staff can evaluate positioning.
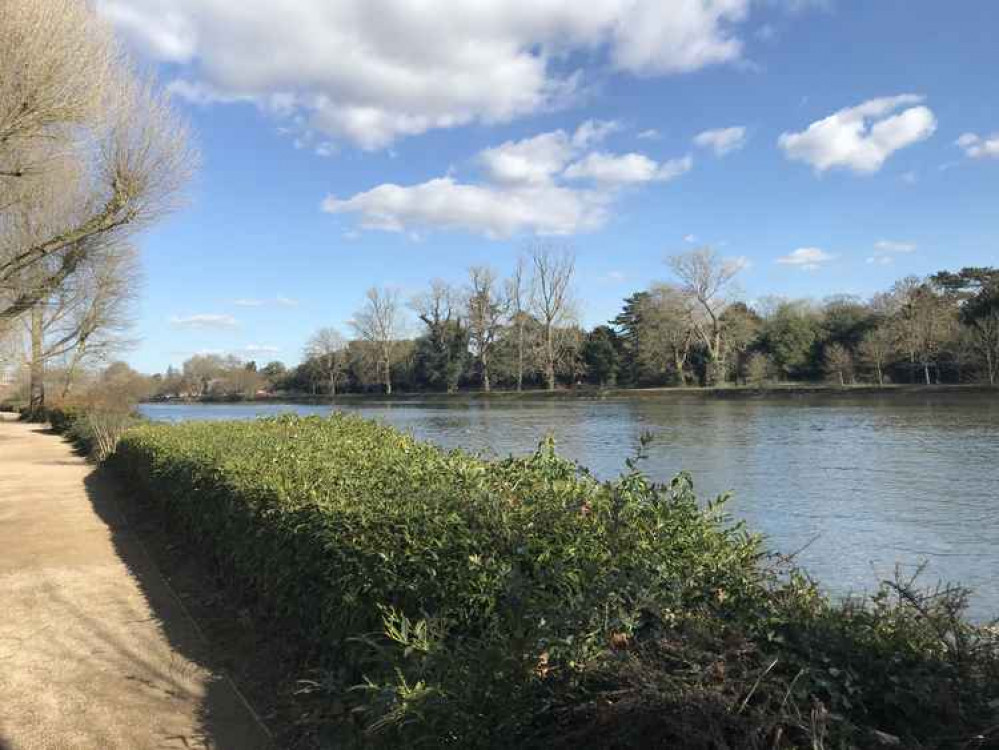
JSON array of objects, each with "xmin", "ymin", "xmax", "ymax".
[
  {"xmin": 169, "ymin": 314, "xmax": 238, "ymax": 329},
  {"xmin": 322, "ymin": 122, "xmax": 691, "ymax": 238},
  {"xmin": 778, "ymin": 95, "xmax": 936, "ymax": 174},
  {"xmin": 97, "ymin": 0, "xmax": 765, "ymax": 149},
  {"xmin": 776, "ymin": 247, "xmax": 834, "ymax": 271},
  {"xmin": 693, "ymin": 126, "xmax": 748, "ymax": 156},
  {"xmin": 956, "ymin": 132, "xmax": 999, "ymax": 160},
  {"xmin": 867, "ymin": 240, "xmax": 916, "ymax": 265},
  {"xmin": 563, "ymin": 153, "xmax": 692, "ymax": 185}
]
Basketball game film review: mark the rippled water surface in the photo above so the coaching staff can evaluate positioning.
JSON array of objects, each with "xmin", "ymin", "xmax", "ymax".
[{"xmin": 140, "ymin": 393, "xmax": 999, "ymax": 619}]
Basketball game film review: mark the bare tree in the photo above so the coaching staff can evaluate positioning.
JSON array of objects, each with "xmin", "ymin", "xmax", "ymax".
[
  {"xmin": 352, "ymin": 287, "xmax": 402, "ymax": 394},
  {"xmin": 20, "ymin": 240, "xmax": 139, "ymax": 408},
  {"xmin": 1, "ymin": 0, "xmax": 196, "ymax": 320},
  {"xmin": 667, "ymin": 247, "xmax": 743, "ymax": 385},
  {"xmin": 858, "ymin": 324, "xmax": 895, "ymax": 386},
  {"xmin": 506, "ymin": 257, "xmax": 529, "ymax": 391},
  {"xmin": 823, "ymin": 343, "xmax": 853, "ymax": 386},
  {"xmin": 891, "ymin": 277, "xmax": 955, "ymax": 385},
  {"xmin": 57, "ymin": 242, "xmax": 140, "ymax": 398},
  {"xmin": 305, "ymin": 326, "xmax": 348, "ymax": 396},
  {"xmin": 465, "ymin": 266, "xmax": 507, "ymax": 392},
  {"xmin": 529, "ymin": 243, "xmax": 576, "ymax": 391},
  {"xmin": 643, "ymin": 283, "xmax": 696, "ymax": 385},
  {"xmin": 0, "ymin": 0, "xmax": 113, "ymax": 175}
]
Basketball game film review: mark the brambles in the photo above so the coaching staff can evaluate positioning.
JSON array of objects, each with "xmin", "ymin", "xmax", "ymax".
[{"xmin": 107, "ymin": 415, "xmax": 999, "ymax": 747}]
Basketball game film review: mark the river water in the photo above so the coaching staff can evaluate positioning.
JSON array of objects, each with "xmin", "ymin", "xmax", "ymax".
[{"xmin": 139, "ymin": 392, "xmax": 999, "ymax": 620}]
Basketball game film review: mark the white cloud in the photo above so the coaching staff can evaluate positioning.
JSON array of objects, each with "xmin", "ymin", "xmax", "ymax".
[
  {"xmin": 170, "ymin": 314, "xmax": 238, "ymax": 329},
  {"xmin": 873, "ymin": 240, "xmax": 916, "ymax": 253},
  {"xmin": 867, "ymin": 239, "xmax": 916, "ymax": 265},
  {"xmin": 98, "ymin": 0, "xmax": 764, "ymax": 149},
  {"xmin": 956, "ymin": 132, "xmax": 999, "ymax": 160},
  {"xmin": 684, "ymin": 233, "xmax": 698, "ymax": 243},
  {"xmin": 323, "ymin": 123, "xmax": 691, "ymax": 238},
  {"xmin": 323, "ymin": 177, "xmax": 609, "ymax": 239},
  {"xmin": 778, "ymin": 95, "xmax": 937, "ymax": 174},
  {"xmin": 480, "ymin": 131, "xmax": 576, "ymax": 186},
  {"xmin": 315, "ymin": 142, "xmax": 337, "ymax": 158},
  {"xmin": 776, "ymin": 247, "xmax": 834, "ymax": 271},
  {"xmin": 572, "ymin": 120, "xmax": 622, "ymax": 149},
  {"xmin": 693, "ymin": 126, "xmax": 748, "ymax": 156},
  {"xmin": 480, "ymin": 120, "xmax": 620, "ymax": 185},
  {"xmin": 242, "ymin": 344, "xmax": 281, "ymax": 355},
  {"xmin": 563, "ymin": 153, "xmax": 692, "ymax": 186},
  {"xmin": 637, "ymin": 129, "xmax": 661, "ymax": 140}
]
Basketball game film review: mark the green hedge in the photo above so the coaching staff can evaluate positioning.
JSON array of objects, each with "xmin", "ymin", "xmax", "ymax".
[
  {"xmin": 108, "ymin": 415, "xmax": 999, "ymax": 748},
  {"xmin": 19, "ymin": 404, "xmax": 84, "ymax": 433}
]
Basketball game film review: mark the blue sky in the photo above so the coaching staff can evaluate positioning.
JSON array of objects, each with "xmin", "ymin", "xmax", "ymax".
[{"xmin": 97, "ymin": 1, "xmax": 999, "ymax": 373}]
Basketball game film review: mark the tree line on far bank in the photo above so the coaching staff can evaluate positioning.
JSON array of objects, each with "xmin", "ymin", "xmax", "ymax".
[{"xmin": 147, "ymin": 246, "xmax": 999, "ymax": 401}]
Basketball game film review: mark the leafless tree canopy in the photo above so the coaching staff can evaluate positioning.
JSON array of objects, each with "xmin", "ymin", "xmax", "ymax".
[
  {"xmin": 643, "ymin": 283, "xmax": 696, "ymax": 385},
  {"xmin": 667, "ymin": 246, "xmax": 743, "ymax": 383},
  {"xmin": 352, "ymin": 287, "xmax": 402, "ymax": 394},
  {"xmin": 465, "ymin": 266, "xmax": 507, "ymax": 392},
  {"xmin": 528, "ymin": 242, "xmax": 576, "ymax": 391},
  {"xmin": 0, "ymin": 0, "xmax": 197, "ymax": 320},
  {"xmin": 505, "ymin": 256, "xmax": 528, "ymax": 391},
  {"xmin": 411, "ymin": 279, "xmax": 459, "ymax": 333},
  {"xmin": 305, "ymin": 326, "xmax": 348, "ymax": 395},
  {"xmin": 22, "ymin": 239, "xmax": 140, "ymax": 406}
]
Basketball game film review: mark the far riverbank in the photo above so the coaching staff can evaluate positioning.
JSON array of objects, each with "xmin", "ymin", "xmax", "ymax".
[{"xmin": 145, "ymin": 381, "xmax": 997, "ymax": 407}]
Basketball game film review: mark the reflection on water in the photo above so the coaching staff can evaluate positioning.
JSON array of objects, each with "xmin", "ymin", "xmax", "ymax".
[{"xmin": 140, "ymin": 393, "xmax": 999, "ymax": 620}]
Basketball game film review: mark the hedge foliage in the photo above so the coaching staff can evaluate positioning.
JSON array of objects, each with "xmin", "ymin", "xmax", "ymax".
[
  {"xmin": 20, "ymin": 403, "xmax": 137, "ymax": 460},
  {"xmin": 108, "ymin": 415, "xmax": 999, "ymax": 748}
]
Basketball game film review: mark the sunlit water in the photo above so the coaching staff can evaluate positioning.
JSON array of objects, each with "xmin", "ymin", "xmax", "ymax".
[{"xmin": 140, "ymin": 393, "xmax": 999, "ymax": 620}]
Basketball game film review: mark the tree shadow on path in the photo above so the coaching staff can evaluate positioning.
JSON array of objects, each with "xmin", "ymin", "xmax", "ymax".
[{"xmin": 80, "ymin": 467, "xmax": 273, "ymax": 750}]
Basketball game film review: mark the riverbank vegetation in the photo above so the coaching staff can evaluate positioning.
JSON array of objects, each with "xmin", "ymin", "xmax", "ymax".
[
  {"xmin": 107, "ymin": 414, "xmax": 998, "ymax": 748},
  {"xmin": 12, "ymin": 361, "xmax": 147, "ymax": 460},
  {"xmin": 139, "ymin": 250, "xmax": 999, "ymax": 401}
]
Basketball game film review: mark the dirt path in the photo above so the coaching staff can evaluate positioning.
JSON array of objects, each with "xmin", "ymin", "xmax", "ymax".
[{"xmin": 0, "ymin": 415, "xmax": 272, "ymax": 750}]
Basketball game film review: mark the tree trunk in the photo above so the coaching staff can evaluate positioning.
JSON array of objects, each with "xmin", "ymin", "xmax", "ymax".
[
  {"xmin": 923, "ymin": 362, "xmax": 931, "ymax": 385},
  {"xmin": 875, "ymin": 362, "xmax": 884, "ymax": 387},
  {"xmin": 482, "ymin": 362, "xmax": 491, "ymax": 393},
  {"xmin": 674, "ymin": 351, "xmax": 687, "ymax": 386},
  {"xmin": 516, "ymin": 322, "xmax": 524, "ymax": 392},
  {"xmin": 329, "ymin": 374, "xmax": 336, "ymax": 397},
  {"xmin": 29, "ymin": 305, "xmax": 45, "ymax": 411},
  {"xmin": 545, "ymin": 325, "xmax": 555, "ymax": 391},
  {"xmin": 383, "ymin": 357, "xmax": 392, "ymax": 395}
]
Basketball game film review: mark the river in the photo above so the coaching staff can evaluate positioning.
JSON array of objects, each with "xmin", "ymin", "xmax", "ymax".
[{"xmin": 139, "ymin": 391, "xmax": 999, "ymax": 620}]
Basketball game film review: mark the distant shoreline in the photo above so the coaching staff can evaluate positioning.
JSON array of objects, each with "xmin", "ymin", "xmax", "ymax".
[{"xmin": 143, "ymin": 382, "xmax": 997, "ymax": 406}]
